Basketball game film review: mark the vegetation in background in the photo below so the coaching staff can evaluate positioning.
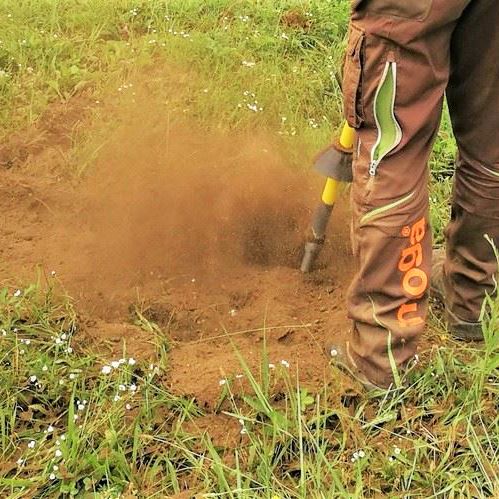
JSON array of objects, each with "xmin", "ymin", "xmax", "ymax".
[{"xmin": 1, "ymin": 1, "xmax": 496, "ymax": 497}]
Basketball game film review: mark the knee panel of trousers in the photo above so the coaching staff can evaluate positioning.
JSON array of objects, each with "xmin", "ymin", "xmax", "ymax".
[
  {"xmin": 357, "ymin": 186, "xmax": 428, "ymax": 237},
  {"xmin": 454, "ymin": 161, "xmax": 499, "ymax": 220}
]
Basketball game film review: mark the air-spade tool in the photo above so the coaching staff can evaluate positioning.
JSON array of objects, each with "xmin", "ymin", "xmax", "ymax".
[{"xmin": 300, "ymin": 122, "xmax": 355, "ymax": 273}]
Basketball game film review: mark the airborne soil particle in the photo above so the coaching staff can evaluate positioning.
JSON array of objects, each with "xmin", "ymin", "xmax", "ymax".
[{"xmin": 0, "ymin": 97, "xmax": 355, "ymax": 412}]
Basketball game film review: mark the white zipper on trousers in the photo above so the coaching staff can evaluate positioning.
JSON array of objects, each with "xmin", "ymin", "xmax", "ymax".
[{"xmin": 369, "ymin": 61, "xmax": 403, "ymax": 176}]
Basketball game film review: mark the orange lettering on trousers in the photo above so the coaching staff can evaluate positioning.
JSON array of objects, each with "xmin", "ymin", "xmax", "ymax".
[
  {"xmin": 397, "ymin": 217, "xmax": 428, "ymax": 328},
  {"xmin": 397, "ymin": 302, "xmax": 424, "ymax": 328}
]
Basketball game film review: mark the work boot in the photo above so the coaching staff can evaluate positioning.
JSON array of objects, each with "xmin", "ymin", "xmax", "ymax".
[
  {"xmin": 431, "ymin": 248, "xmax": 483, "ymax": 341},
  {"xmin": 329, "ymin": 342, "xmax": 392, "ymax": 393}
]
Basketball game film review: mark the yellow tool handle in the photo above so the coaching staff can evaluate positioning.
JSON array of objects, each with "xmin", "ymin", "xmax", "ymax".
[
  {"xmin": 321, "ymin": 123, "xmax": 355, "ymax": 206},
  {"xmin": 339, "ymin": 122, "xmax": 355, "ymax": 149},
  {"xmin": 322, "ymin": 178, "xmax": 339, "ymax": 206}
]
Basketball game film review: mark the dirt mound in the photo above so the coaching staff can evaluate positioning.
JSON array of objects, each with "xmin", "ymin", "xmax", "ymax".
[{"xmin": 0, "ymin": 94, "xmax": 354, "ymax": 409}]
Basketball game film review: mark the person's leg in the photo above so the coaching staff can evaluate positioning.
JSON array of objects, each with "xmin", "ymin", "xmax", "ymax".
[
  {"xmin": 444, "ymin": 0, "xmax": 499, "ymax": 335},
  {"xmin": 343, "ymin": 0, "xmax": 471, "ymax": 386}
]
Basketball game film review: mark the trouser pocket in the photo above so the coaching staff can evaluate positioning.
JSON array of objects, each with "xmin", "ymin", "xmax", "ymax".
[
  {"xmin": 342, "ymin": 23, "xmax": 365, "ymax": 129},
  {"xmin": 369, "ymin": 60, "xmax": 402, "ymax": 176}
]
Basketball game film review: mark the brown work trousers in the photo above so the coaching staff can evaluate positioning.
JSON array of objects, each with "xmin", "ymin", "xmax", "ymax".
[{"xmin": 344, "ymin": 0, "xmax": 499, "ymax": 386}]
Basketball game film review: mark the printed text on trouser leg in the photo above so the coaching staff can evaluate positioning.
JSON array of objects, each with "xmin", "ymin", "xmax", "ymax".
[{"xmin": 397, "ymin": 217, "xmax": 428, "ymax": 328}]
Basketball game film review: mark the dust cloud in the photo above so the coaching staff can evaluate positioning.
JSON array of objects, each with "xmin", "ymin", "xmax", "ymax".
[{"xmin": 76, "ymin": 98, "xmax": 319, "ymax": 291}]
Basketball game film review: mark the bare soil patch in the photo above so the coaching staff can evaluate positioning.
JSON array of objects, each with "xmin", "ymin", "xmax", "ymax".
[{"xmin": 0, "ymin": 98, "xmax": 355, "ymax": 412}]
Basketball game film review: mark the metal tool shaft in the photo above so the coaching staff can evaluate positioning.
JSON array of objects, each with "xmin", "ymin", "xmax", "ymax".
[{"xmin": 300, "ymin": 202, "xmax": 334, "ymax": 272}]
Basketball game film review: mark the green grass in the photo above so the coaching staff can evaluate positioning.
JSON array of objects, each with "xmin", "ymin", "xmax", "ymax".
[
  {"xmin": 1, "ymin": 278, "xmax": 498, "ymax": 497},
  {"xmin": 1, "ymin": 0, "xmax": 497, "ymax": 497},
  {"xmin": 0, "ymin": 0, "xmax": 349, "ymax": 164}
]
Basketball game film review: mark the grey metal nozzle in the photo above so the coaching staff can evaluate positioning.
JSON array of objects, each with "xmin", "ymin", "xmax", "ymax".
[
  {"xmin": 300, "ymin": 240, "xmax": 324, "ymax": 273},
  {"xmin": 300, "ymin": 203, "xmax": 334, "ymax": 273}
]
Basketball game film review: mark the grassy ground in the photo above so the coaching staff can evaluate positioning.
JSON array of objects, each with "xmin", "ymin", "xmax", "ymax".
[{"xmin": 1, "ymin": 0, "xmax": 498, "ymax": 497}]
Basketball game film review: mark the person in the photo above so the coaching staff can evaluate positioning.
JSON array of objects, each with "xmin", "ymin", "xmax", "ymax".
[{"xmin": 333, "ymin": 0, "xmax": 499, "ymax": 389}]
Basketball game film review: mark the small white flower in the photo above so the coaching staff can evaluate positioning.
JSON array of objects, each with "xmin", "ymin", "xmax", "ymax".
[
  {"xmin": 61, "ymin": 334, "xmax": 67, "ymax": 341},
  {"xmin": 128, "ymin": 358, "xmax": 136, "ymax": 365},
  {"xmin": 60, "ymin": 435, "xmax": 66, "ymax": 440},
  {"xmin": 20, "ymin": 349, "xmax": 25, "ymax": 355},
  {"xmin": 29, "ymin": 375, "xmax": 37, "ymax": 383},
  {"xmin": 1, "ymin": 329, "xmax": 6, "ymax": 336},
  {"xmin": 111, "ymin": 361, "xmax": 120, "ymax": 369},
  {"xmin": 242, "ymin": 60, "xmax": 256, "ymax": 68},
  {"xmin": 16, "ymin": 458, "xmax": 25, "ymax": 466},
  {"xmin": 330, "ymin": 348, "xmax": 338, "ymax": 357},
  {"xmin": 66, "ymin": 347, "xmax": 73, "ymax": 354},
  {"xmin": 125, "ymin": 403, "xmax": 132, "ymax": 410},
  {"xmin": 119, "ymin": 384, "xmax": 126, "ymax": 391},
  {"xmin": 280, "ymin": 360, "xmax": 290, "ymax": 368},
  {"xmin": 47, "ymin": 425, "xmax": 54, "ymax": 433},
  {"xmin": 51, "ymin": 270, "xmax": 56, "ymax": 277},
  {"xmin": 27, "ymin": 440, "xmax": 36, "ymax": 449},
  {"xmin": 240, "ymin": 428, "xmax": 247, "ymax": 435},
  {"xmin": 394, "ymin": 447, "xmax": 401, "ymax": 455},
  {"xmin": 101, "ymin": 365, "xmax": 112, "ymax": 374},
  {"xmin": 53, "ymin": 465, "xmax": 59, "ymax": 471},
  {"xmin": 69, "ymin": 373, "xmax": 76, "ymax": 380},
  {"xmin": 49, "ymin": 473, "xmax": 56, "ymax": 480},
  {"xmin": 73, "ymin": 415, "xmax": 78, "ymax": 421},
  {"xmin": 113, "ymin": 395, "xmax": 121, "ymax": 402},
  {"xmin": 59, "ymin": 379, "xmax": 64, "ymax": 385},
  {"xmin": 42, "ymin": 365, "xmax": 48, "ymax": 372},
  {"xmin": 358, "ymin": 450, "xmax": 365, "ymax": 458},
  {"xmin": 55, "ymin": 449, "xmax": 62, "ymax": 458},
  {"xmin": 268, "ymin": 363, "xmax": 276, "ymax": 370},
  {"xmin": 229, "ymin": 309, "xmax": 237, "ymax": 317},
  {"xmin": 119, "ymin": 358, "xmax": 126, "ymax": 365},
  {"xmin": 77, "ymin": 403, "xmax": 85, "ymax": 411},
  {"xmin": 14, "ymin": 289, "xmax": 22, "ymax": 297},
  {"xmin": 219, "ymin": 379, "xmax": 227, "ymax": 386},
  {"xmin": 235, "ymin": 374, "xmax": 244, "ymax": 379},
  {"xmin": 129, "ymin": 384, "xmax": 137, "ymax": 392}
]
